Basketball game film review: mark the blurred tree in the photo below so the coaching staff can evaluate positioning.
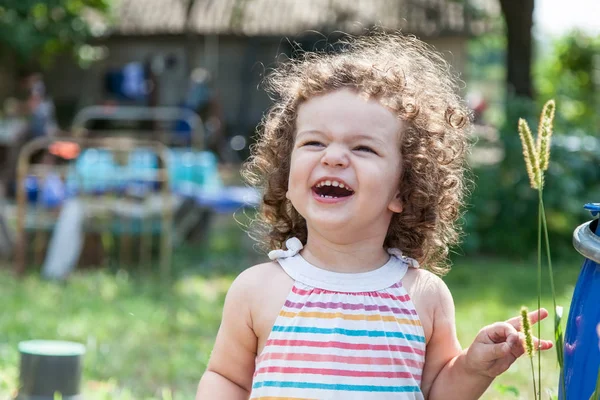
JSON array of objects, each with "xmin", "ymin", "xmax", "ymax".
[
  {"xmin": 0, "ymin": 0, "xmax": 111, "ymax": 66},
  {"xmin": 451, "ymin": 0, "xmax": 534, "ymax": 99},
  {"xmin": 536, "ymin": 31, "xmax": 600, "ymax": 135},
  {"xmin": 498, "ymin": 0, "xmax": 534, "ymax": 98},
  {"xmin": 463, "ymin": 4, "xmax": 600, "ymax": 260}
]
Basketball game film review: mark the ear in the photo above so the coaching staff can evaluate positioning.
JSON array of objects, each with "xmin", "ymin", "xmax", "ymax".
[{"xmin": 388, "ymin": 191, "xmax": 403, "ymax": 213}]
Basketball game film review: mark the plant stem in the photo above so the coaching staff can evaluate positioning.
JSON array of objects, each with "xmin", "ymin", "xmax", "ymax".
[
  {"xmin": 530, "ymin": 356, "xmax": 538, "ymax": 400},
  {"xmin": 539, "ymin": 196, "xmax": 557, "ymax": 310},
  {"xmin": 537, "ymin": 197, "xmax": 542, "ymax": 400},
  {"xmin": 539, "ymin": 194, "xmax": 566, "ymax": 399}
]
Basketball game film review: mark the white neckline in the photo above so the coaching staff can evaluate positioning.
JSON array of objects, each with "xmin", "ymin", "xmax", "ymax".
[{"xmin": 276, "ymin": 252, "xmax": 409, "ymax": 292}]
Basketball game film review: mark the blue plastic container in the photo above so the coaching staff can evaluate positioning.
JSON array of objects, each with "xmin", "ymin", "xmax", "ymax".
[{"xmin": 560, "ymin": 203, "xmax": 600, "ymax": 399}]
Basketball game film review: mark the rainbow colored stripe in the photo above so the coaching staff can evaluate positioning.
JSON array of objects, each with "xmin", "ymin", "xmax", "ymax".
[{"xmin": 250, "ymin": 282, "xmax": 426, "ymax": 399}]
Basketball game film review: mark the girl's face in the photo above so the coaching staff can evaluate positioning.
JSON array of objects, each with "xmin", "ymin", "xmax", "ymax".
[{"xmin": 287, "ymin": 88, "xmax": 403, "ymax": 241}]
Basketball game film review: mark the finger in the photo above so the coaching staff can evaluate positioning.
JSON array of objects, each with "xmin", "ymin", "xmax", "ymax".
[
  {"xmin": 506, "ymin": 308, "xmax": 549, "ymax": 331},
  {"xmin": 490, "ymin": 342, "xmax": 512, "ymax": 359},
  {"xmin": 485, "ymin": 322, "xmax": 519, "ymax": 344},
  {"xmin": 532, "ymin": 337, "xmax": 554, "ymax": 351},
  {"xmin": 490, "ymin": 333, "xmax": 523, "ymax": 360},
  {"xmin": 508, "ymin": 332, "xmax": 526, "ymax": 358}
]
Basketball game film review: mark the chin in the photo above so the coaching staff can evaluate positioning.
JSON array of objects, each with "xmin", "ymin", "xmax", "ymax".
[{"xmin": 310, "ymin": 217, "xmax": 354, "ymax": 232}]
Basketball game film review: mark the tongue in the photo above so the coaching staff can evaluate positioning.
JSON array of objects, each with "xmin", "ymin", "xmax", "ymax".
[{"xmin": 315, "ymin": 186, "xmax": 353, "ymax": 197}]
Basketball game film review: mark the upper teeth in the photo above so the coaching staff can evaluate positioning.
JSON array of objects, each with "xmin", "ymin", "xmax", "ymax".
[{"xmin": 316, "ymin": 180, "xmax": 352, "ymax": 190}]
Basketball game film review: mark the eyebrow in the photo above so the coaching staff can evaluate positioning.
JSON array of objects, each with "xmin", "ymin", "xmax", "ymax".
[
  {"xmin": 296, "ymin": 130, "xmax": 387, "ymax": 147},
  {"xmin": 350, "ymin": 134, "xmax": 387, "ymax": 147}
]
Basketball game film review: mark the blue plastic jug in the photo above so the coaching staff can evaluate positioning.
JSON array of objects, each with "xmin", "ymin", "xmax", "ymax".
[{"xmin": 560, "ymin": 203, "xmax": 600, "ymax": 399}]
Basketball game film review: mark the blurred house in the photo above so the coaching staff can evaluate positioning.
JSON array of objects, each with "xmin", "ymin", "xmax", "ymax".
[{"xmin": 44, "ymin": 0, "xmax": 498, "ymax": 138}]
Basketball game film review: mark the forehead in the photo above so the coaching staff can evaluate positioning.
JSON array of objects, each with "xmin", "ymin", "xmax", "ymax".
[{"xmin": 296, "ymin": 88, "xmax": 403, "ymax": 141}]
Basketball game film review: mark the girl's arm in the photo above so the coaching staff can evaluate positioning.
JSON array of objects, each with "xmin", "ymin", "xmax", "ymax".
[
  {"xmin": 420, "ymin": 276, "xmax": 552, "ymax": 399},
  {"xmin": 417, "ymin": 274, "xmax": 473, "ymax": 398},
  {"xmin": 196, "ymin": 269, "xmax": 259, "ymax": 399},
  {"xmin": 419, "ymin": 275, "xmax": 493, "ymax": 399},
  {"xmin": 197, "ymin": 371, "xmax": 250, "ymax": 399}
]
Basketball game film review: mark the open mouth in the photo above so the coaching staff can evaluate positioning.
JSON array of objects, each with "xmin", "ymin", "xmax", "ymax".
[{"xmin": 312, "ymin": 179, "xmax": 354, "ymax": 199}]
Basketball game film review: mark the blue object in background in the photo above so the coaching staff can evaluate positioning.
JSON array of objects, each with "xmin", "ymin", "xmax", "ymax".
[
  {"xmin": 25, "ymin": 176, "xmax": 39, "ymax": 203},
  {"xmin": 26, "ymin": 174, "xmax": 66, "ymax": 208},
  {"xmin": 104, "ymin": 62, "xmax": 148, "ymax": 102},
  {"xmin": 60, "ymin": 147, "xmax": 223, "ymax": 199},
  {"xmin": 560, "ymin": 203, "xmax": 600, "ymax": 399},
  {"xmin": 167, "ymin": 149, "xmax": 222, "ymax": 195},
  {"xmin": 41, "ymin": 173, "xmax": 65, "ymax": 208},
  {"xmin": 67, "ymin": 148, "xmax": 121, "ymax": 194},
  {"xmin": 26, "ymin": 147, "xmax": 259, "ymax": 213}
]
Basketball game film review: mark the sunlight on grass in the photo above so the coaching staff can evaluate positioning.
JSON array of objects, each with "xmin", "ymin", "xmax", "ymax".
[{"xmin": 0, "ymin": 269, "xmax": 230, "ymax": 398}]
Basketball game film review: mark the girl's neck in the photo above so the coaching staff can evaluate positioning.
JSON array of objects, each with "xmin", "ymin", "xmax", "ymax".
[{"xmin": 301, "ymin": 230, "xmax": 390, "ymax": 274}]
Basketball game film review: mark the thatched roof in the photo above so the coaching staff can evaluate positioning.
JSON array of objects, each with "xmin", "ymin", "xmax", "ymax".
[{"xmin": 88, "ymin": 0, "xmax": 498, "ymax": 38}]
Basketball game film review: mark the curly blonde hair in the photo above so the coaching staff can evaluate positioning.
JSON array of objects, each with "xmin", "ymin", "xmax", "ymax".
[{"xmin": 242, "ymin": 31, "xmax": 471, "ymax": 275}]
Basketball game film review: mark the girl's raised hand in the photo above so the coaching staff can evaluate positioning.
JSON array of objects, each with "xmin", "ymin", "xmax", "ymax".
[{"xmin": 465, "ymin": 308, "xmax": 554, "ymax": 378}]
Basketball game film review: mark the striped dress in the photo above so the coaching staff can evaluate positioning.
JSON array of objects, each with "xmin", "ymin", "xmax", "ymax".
[{"xmin": 250, "ymin": 238, "xmax": 426, "ymax": 400}]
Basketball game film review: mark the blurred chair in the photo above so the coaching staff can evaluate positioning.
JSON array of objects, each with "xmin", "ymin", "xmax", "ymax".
[
  {"xmin": 13, "ymin": 136, "xmax": 174, "ymax": 279},
  {"xmin": 70, "ymin": 105, "xmax": 205, "ymax": 149}
]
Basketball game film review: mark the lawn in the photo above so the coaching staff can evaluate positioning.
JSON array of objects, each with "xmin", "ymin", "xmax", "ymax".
[{"xmin": 0, "ymin": 214, "xmax": 581, "ymax": 399}]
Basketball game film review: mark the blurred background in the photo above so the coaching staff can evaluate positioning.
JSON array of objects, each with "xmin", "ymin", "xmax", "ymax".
[{"xmin": 0, "ymin": 0, "xmax": 598, "ymax": 398}]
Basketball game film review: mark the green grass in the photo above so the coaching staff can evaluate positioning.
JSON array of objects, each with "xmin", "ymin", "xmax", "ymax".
[{"xmin": 0, "ymin": 216, "xmax": 581, "ymax": 399}]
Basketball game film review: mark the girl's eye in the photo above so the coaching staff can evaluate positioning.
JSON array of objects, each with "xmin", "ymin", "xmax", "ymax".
[
  {"xmin": 303, "ymin": 141, "xmax": 324, "ymax": 147},
  {"xmin": 354, "ymin": 146, "xmax": 377, "ymax": 154}
]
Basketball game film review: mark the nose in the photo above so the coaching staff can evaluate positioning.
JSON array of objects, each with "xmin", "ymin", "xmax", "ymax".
[{"xmin": 321, "ymin": 144, "xmax": 349, "ymax": 168}]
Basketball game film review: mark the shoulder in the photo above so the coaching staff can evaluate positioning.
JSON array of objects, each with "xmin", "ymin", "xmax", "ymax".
[
  {"xmin": 236, "ymin": 261, "xmax": 295, "ymax": 347},
  {"xmin": 232, "ymin": 260, "xmax": 286, "ymax": 286},
  {"xmin": 403, "ymin": 267, "xmax": 455, "ymax": 342},
  {"xmin": 228, "ymin": 260, "xmax": 292, "ymax": 302},
  {"xmin": 229, "ymin": 260, "xmax": 294, "ymax": 334},
  {"xmin": 404, "ymin": 267, "xmax": 451, "ymax": 300}
]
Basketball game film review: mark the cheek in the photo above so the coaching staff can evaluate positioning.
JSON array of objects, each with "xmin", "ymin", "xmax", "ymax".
[
  {"xmin": 287, "ymin": 160, "xmax": 300, "ymax": 187},
  {"xmin": 389, "ymin": 157, "xmax": 403, "ymax": 184},
  {"xmin": 286, "ymin": 158, "xmax": 302, "ymax": 199},
  {"xmin": 288, "ymin": 151, "xmax": 311, "ymax": 180}
]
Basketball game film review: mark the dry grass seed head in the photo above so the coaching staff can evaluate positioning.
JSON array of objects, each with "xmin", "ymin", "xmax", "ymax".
[
  {"xmin": 518, "ymin": 118, "xmax": 541, "ymax": 190},
  {"xmin": 537, "ymin": 99, "xmax": 555, "ymax": 172},
  {"xmin": 521, "ymin": 306, "xmax": 535, "ymax": 358}
]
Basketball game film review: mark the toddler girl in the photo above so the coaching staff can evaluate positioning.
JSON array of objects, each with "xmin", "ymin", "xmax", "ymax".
[{"xmin": 197, "ymin": 32, "xmax": 552, "ymax": 399}]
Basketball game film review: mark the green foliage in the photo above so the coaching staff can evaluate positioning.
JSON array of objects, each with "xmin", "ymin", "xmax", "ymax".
[
  {"xmin": 466, "ymin": 30, "xmax": 506, "ymax": 126},
  {"xmin": 495, "ymin": 384, "xmax": 520, "ymax": 396},
  {"xmin": 0, "ymin": 0, "xmax": 110, "ymax": 65},
  {"xmin": 465, "ymin": 95, "xmax": 600, "ymax": 260},
  {"xmin": 464, "ymin": 30, "xmax": 600, "ymax": 261},
  {"xmin": 536, "ymin": 31, "xmax": 600, "ymax": 136}
]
